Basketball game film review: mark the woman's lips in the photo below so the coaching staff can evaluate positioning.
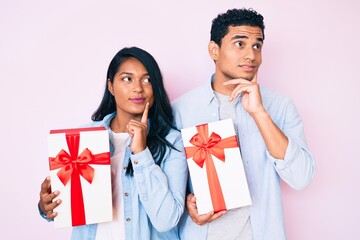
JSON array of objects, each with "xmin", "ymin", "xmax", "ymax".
[{"xmin": 129, "ymin": 97, "xmax": 146, "ymax": 104}]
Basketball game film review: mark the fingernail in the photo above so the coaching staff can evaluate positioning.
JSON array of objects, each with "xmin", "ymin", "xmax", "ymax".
[
  {"xmin": 56, "ymin": 199, "xmax": 61, "ymax": 204},
  {"xmin": 54, "ymin": 190, "xmax": 60, "ymax": 195}
]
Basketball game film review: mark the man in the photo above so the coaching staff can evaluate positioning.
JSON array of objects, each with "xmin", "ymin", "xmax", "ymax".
[{"xmin": 172, "ymin": 8, "xmax": 315, "ymax": 240}]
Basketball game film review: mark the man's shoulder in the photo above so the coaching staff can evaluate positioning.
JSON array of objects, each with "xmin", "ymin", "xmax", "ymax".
[
  {"xmin": 260, "ymin": 87, "xmax": 295, "ymax": 116},
  {"xmin": 172, "ymin": 84, "xmax": 208, "ymax": 107},
  {"xmin": 261, "ymin": 87, "xmax": 291, "ymax": 104}
]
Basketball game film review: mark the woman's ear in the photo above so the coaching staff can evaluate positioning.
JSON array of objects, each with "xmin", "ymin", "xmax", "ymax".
[
  {"xmin": 208, "ymin": 41, "xmax": 219, "ymax": 61},
  {"xmin": 107, "ymin": 79, "xmax": 114, "ymax": 96}
]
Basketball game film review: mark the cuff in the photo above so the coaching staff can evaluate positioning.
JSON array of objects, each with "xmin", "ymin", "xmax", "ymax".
[
  {"xmin": 267, "ymin": 137, "xmax": 298, "ymax": 170},
  {"xmin": 130, "ymin": 147, "xmax": 155, "ymax": 172},
  {"xmin": 38, "ymin": 202, "xmax": 53, "ymax": 222}
]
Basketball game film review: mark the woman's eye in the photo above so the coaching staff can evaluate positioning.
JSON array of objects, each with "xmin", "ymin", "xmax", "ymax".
[
  {"xmin": 142, "ymin": 78, "xmax": 151, "ymax": 83},
  {"xmin": 122, "ymin": 77, "xmax": 131, "ymax": 82}
]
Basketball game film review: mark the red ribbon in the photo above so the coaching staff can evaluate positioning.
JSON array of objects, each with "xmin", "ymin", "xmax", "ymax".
[
  {"xmin": 49, "ymin": 129, "xmax": 110, "ymax": 226},
  {"xmin": 184, "ymin": 123, "xmax": 238, "ymax": 212}
]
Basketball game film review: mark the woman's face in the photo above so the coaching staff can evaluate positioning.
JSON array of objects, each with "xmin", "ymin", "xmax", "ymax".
[{"xmin": 108, "ymin": 57, "xmax": 154, "ymax": 121}]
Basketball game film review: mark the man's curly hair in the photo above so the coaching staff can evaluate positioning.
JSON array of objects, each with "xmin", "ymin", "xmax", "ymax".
[{"xmin": 210, "ymin": 8, "xmax": 265, "ymax": 46}]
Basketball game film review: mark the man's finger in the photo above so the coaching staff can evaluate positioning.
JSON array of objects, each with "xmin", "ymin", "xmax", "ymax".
[
  {"xmin": 187, "ymin": 193, "xmax": 196, "ymax": 202},
  {"xmin": 208, "ymin": 210, "xmax": 227, "ymax": 223},
  {"xmin": 251, "ymin": 73, "xmax": 258, "ymax": 83},
  {"xmin": 223, "ymin": 78, "xmax": 251, "ymax": 86},
  {"xmin": 192, "ymin": 212, "xmax": 214, "ymax": 225},
  {"xmin": 141, "ymin": 102, "xmax": 150, "ymax": 124}
]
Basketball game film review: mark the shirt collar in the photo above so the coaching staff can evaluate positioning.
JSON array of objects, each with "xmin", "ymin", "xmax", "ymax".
[
  {"xmin": 204, "ymin": 74, "xmax": 217, "ymax": 104},
  {"xmin": 208, "ymin": 74, "xmax": 242, "ymax": 105},
  {"xmin": 101, "ymin": 112, "xmax": 116, "ymax": 129}
]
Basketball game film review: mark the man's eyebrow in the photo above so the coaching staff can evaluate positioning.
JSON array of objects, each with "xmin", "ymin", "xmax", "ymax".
[
  {"xmin": 231, "ymin": 35, "xmax": 264, "ymax": 43},
  {"xmin": 231, "ymin": 35, "xmax": 248, "ymax": 40}
]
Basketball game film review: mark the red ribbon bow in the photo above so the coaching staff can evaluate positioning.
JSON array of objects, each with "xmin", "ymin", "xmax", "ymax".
[
  {"xmin": 184, "ymin": 123, "xmax": 238, "ymax": 212},
  {"xmin": 49, "ymin": 129, "xmax": 110, "ymax": 226}
]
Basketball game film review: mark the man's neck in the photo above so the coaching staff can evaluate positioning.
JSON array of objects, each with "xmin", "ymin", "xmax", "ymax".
[{"xmin": 212, "ymin": 74, "xmax": 235, "ymax": 96}]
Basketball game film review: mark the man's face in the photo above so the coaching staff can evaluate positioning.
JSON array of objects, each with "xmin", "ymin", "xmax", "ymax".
[{"xmin": 211, "ymin": 25, "xmax": 263, "ymax": 81}]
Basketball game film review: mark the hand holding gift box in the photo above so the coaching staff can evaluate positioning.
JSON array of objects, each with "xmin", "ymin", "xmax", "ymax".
[
  {"xmin": 48, "ymin": 127, "xmax": 113, "ymax": 228},
  {"xmin": 181, "ymin": 118, "xmax": 252, "ymax": 215}
]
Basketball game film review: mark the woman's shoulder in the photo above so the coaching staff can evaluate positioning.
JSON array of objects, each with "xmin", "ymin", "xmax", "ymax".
[
  {"xmin": 165, "ymin": 128, "xmax": 183, "ymax": 144},
  {"xmin": 80, "ymin": 112, "xmax": 115, "ymax": 129}
]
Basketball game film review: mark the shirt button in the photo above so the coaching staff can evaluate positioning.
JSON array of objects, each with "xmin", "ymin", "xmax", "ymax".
[
  {"xmin": 123, "ymin": 166, "xmax": 127, "ymax": 170},
  {"xmin": 124, "ymin": 192, "xmax": 129, "ymax": 197},
  {"xmin": 134, "ymin": 160, "xmax": 139, "ymax": 165},
  {"xmin": 126, "ymin": 217, "xmax": 131, "ymax": 222}
]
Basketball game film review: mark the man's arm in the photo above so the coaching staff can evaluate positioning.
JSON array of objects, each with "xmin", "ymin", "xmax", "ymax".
[
  {"xmin": 225, "ymin": 75, "xmax": 314, "ymax": 189},
  {"xmin": 225, "ymin": 74, "xmax": 288, "ymax": 159}
]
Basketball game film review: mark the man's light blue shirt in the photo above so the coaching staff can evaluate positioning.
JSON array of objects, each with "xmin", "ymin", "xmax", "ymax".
[{"xmin": 171, "ymin": 79, "xmax": 315, "ymax": 240}]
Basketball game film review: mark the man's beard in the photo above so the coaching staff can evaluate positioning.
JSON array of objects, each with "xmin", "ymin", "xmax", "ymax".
[{"xmin": 224, "ymin": 71, "xmax": 253, "ymax": 81}]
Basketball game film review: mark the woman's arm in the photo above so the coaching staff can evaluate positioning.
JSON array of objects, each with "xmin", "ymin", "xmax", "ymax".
[{"xmin": 131, "ymin": 132, "xmax": 188, "ymax": 232}]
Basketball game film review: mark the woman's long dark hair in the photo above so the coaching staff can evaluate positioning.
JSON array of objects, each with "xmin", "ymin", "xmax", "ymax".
[{"xmin": 92, "ymin": 47, "xmax": 177, "ymax": 175}]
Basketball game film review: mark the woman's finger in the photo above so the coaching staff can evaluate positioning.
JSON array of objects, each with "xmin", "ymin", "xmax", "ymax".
[
  {"xmin": 141, "ymin": 102, "xmax": 150, "ymax": 124},
  {"xmin": 40, "ymin": 176, "xmax": 51, "ymax": 194}
]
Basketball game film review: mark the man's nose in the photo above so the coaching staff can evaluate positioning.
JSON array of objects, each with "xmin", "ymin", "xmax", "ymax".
[{"xmin": 244, "ymin": 47, "xmax": 255, "ymax": 61}]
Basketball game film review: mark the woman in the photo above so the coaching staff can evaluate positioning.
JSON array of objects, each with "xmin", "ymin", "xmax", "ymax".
[{"xmin": 38, "ymin": 47, "xmax": 188, "ymax": 239}]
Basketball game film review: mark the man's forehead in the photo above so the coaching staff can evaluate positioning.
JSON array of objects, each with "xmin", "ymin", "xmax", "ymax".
[{"xmin": 227, "ymin": 25, "xmax": 263, "ymax": 38}]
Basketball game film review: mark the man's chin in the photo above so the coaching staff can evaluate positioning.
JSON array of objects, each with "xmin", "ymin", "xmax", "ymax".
[{"xmin": 235, "ymin": 74, "xmax": 254, "ymax": 81}]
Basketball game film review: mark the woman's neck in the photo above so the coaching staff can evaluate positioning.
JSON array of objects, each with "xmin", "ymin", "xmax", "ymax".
[{"xmin": 110, "ymin": 112, "xmax": 142, "ymax": 133}]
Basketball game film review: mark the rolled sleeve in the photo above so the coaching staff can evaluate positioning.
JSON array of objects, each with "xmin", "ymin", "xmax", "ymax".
[
  {"xmin": 270, "ymin": 138, "xmax": 315, "ymax": 190},
  {"xmin": 268, "ymin": 137, "xmax": 297, "ymax": 169},
  {"xmin": 130, "ymin": 147, "xmax": 155, "ymax": 172}
]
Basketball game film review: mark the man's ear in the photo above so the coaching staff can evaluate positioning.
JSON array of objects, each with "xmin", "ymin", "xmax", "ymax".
[
  {"xmin": 107, "ymin": 79, "xmax": 114, "ymax": 95},
  {"xmin": 208, "ymin": 41, "xmax": 219, "ymax": 61}
]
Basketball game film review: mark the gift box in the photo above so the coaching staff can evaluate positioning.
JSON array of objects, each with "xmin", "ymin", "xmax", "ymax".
[
  {"xmin": 181, "ymin": 118, "xmax": 252, "ymax": 214},
  {"xmin": 48, "ymin": 127, "xmax": 113, "ymax": 228}
]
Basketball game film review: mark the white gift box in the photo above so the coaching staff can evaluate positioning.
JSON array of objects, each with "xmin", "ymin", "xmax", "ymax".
[
  {"xmin": 48, "ymin": 127, "xmax": 113, "ymax": 228},
  {"xmin": 181, "ymin": 118, "xmax": 252, "ymax": 215}
]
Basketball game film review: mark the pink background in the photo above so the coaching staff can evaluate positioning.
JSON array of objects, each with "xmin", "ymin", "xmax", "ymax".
[{"xmin": 1, "ymin": 0, "xmax": 359, "ymax": 239}]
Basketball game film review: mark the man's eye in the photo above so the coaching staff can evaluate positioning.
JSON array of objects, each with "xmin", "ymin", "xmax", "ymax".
[
  {"xmin": 253, "ymin": 44, "xmax": 261, "ymax": 50},
  {"xmin": 235, "ymin": 42, "xmax": 243, "ymax": 47}
]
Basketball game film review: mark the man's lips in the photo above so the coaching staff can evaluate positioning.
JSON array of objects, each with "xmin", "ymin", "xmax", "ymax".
[
  {"xmin": 129, "ymin": 97, "xmax": 146, "ymax": 104},
  {"xmin": 239, "ymin": 65, "xmax": 256, "ymax": 72}
]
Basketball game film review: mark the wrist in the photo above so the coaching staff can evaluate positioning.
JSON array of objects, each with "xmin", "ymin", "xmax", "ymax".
[
  {"xmin": 131, "ymin": 146, "xmax": 146, "ymax": 154},
  {"xmin": 250, "ymin": 108, "xmax": 268, "ymax": 119}
]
